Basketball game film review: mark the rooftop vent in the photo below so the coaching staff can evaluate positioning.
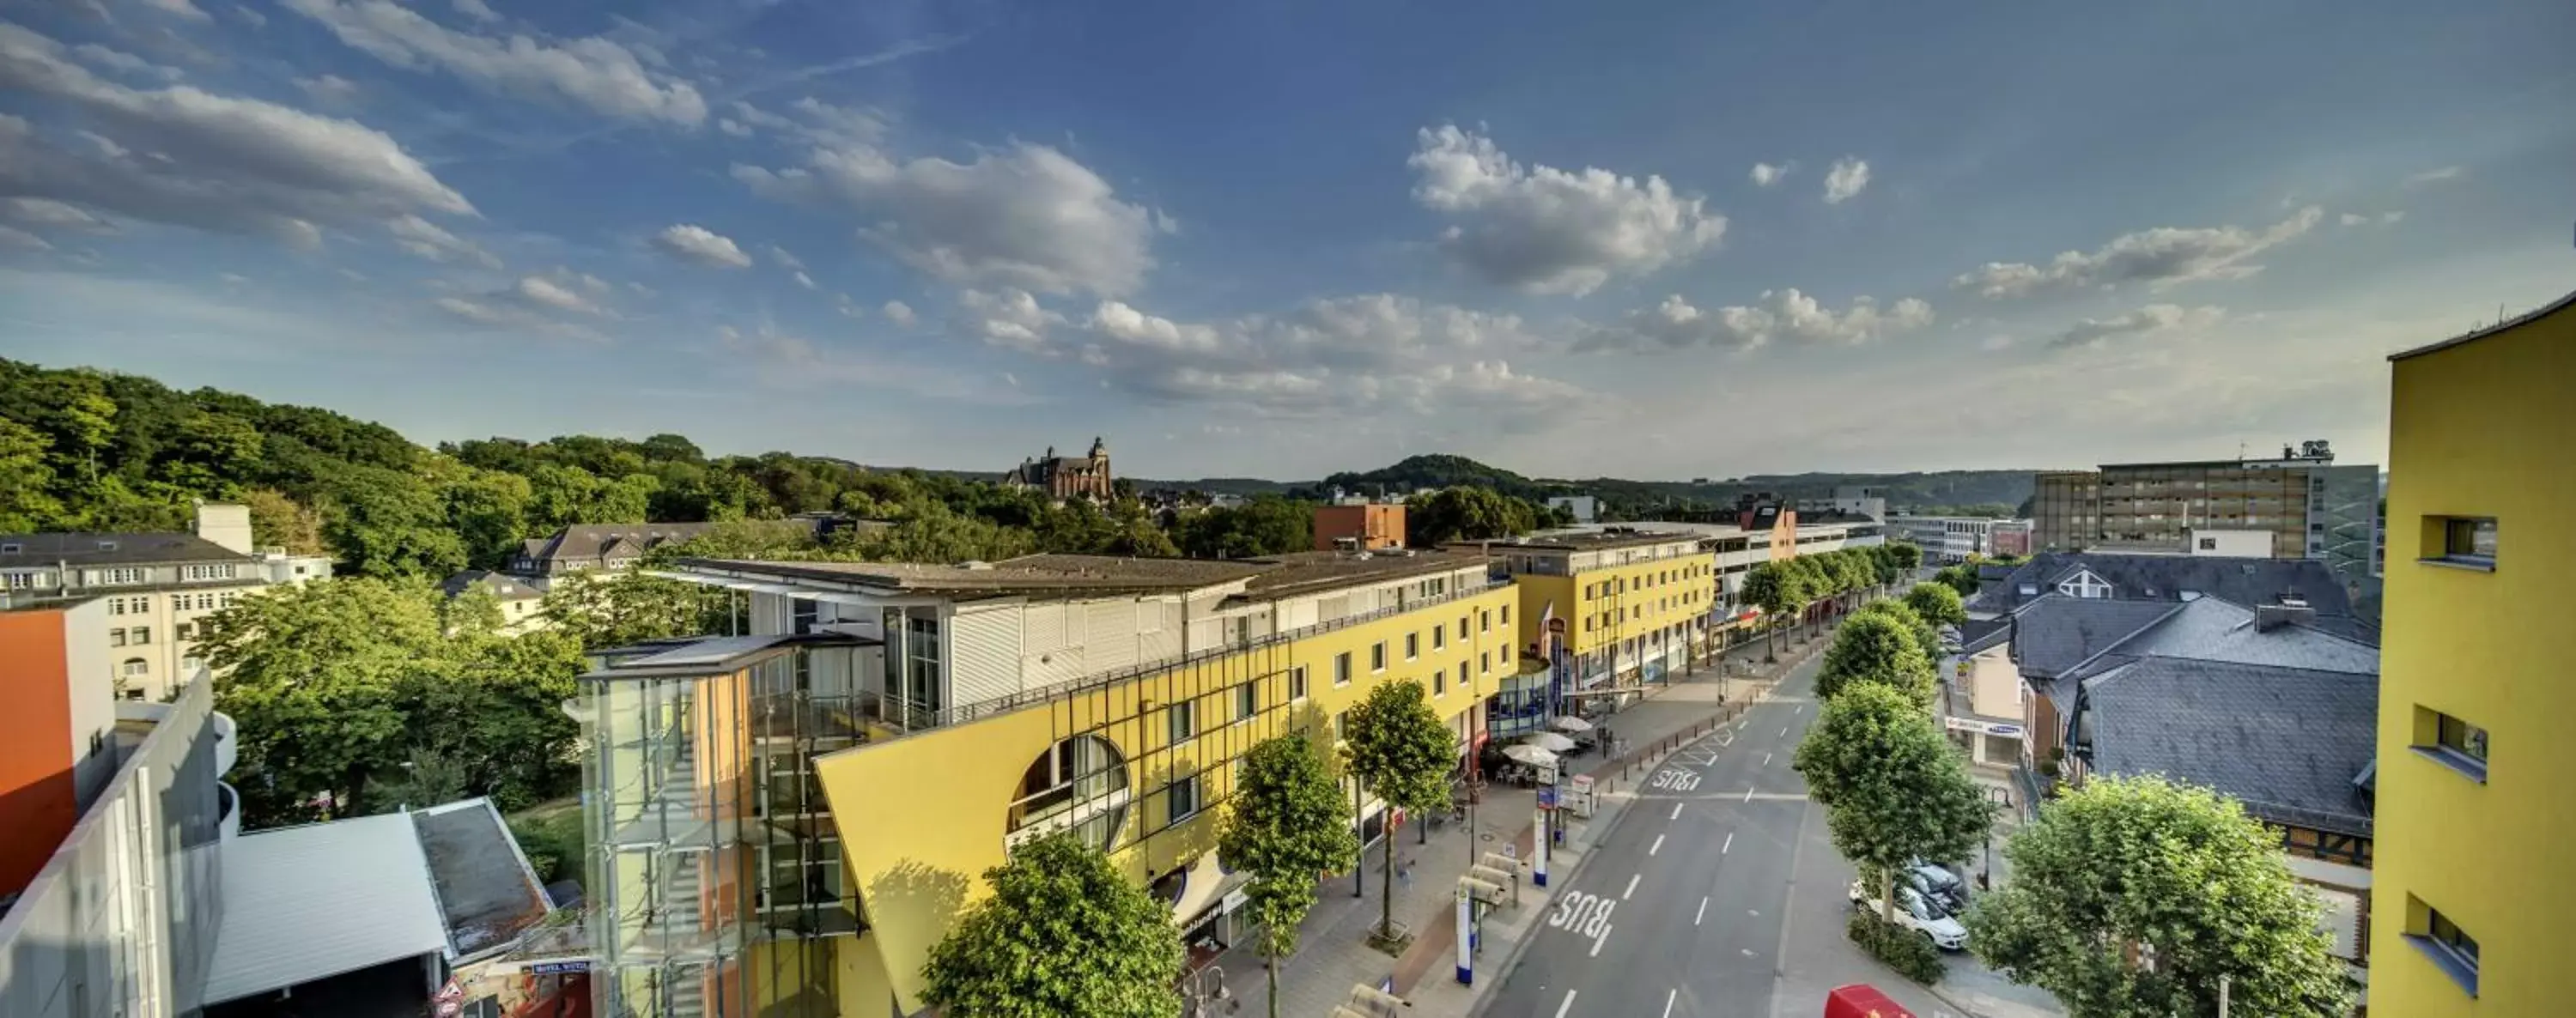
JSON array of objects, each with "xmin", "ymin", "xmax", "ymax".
[{"xmin": 960, "ymin": 561, "xmax": 995, "ymax": 571}]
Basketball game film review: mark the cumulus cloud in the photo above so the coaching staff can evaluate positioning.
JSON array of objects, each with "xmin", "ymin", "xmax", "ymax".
[
  {"xmin": 296, "ymin": 74, "xmax": 361, "ymax": 104},
  {"xmin": 387, "ymin": 213, "xmax": 501, "ymax": 269},
  {"xmin": 1953, "ymin": 205, "xmax": 2324, "ymax": 298},
  {"xmin": 434, "ymin": 265, "xmax": 616, "ymax": 338},
  {"xmin": 1407, "ymin": 124, "xmax": 1724, "ymax": 296},
  {"xmin": 1581, "ymin": 288, "xmax": 1934, "ymax": 351},
  {"xmin": 881, "ymin": 299, "xmax": 915, "ymax": 326},
  {"xmin": 72, "ymin": 44, "xmax": 181, "ymax": 81},
  {"xmin": 0, "ymin": 25, "xmax": 471, "ymax": 247},
  {"xmin": 1821, "ymin": 157, "xmax": 1870, "ymax": 203},
  {"xmin": 513, "ymin": 273, "xmax": 607, "ymax": 316},
  {"xmin": 955, "ymin": 288, "xmax": 1064, "ymax": 350},
  {"xmin": 451, "ymin": 0, "xmax": 500, "ymax": 23},
  {"xmin": 2403, "ymin": 165, "xmax": 2464, "ymax": 187},
  {"xmin": 766, "ymin": 244, "xmax": 803, "ymax": 270},
  {"xmin": 652, "ymin": 223, "xmax": 752, "ymax": 268},
  {"xmin": 282, "ymin": 0, "xmax": 708, "ymax": 125},
  {"xmin": 734, "ymin": 139, "xmax": 1164, "ymax": 296},
  {"xmin": 2048, "ymin": 304, "xmax": 2224, "ymax": 349},
  {"xmin": 1749, "ymin": 161, "xmax": 1790, "ymax": 187}
]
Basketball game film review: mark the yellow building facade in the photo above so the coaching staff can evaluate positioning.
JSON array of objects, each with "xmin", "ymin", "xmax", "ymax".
[
  {"xmin": 2369, "ymin": 287, "xmax": 2576, "ymax": 1015},
  {"xmin": 1495, "ymin": 533, "xmax": 1716, "ymax": 692}
]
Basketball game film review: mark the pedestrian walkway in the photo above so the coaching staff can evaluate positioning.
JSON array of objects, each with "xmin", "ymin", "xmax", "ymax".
[{"xmin": 1206, "ymin": 627, "xmax": 1837, "ymax": 1017}]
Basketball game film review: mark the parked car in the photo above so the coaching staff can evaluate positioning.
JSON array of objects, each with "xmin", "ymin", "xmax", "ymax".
[
  {"xmin": 1848, "ymin": 878, "xmax": 1968, "ymax": 951},
  {"xmin": 1906, "ymin": 859, "xmax": 1969, "ymax": 912}
]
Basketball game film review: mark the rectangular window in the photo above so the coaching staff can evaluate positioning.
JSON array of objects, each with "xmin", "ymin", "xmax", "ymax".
[
  {"xmin": 2407, "ymin": 898, "xmax": 2480, "ymax": 997},
  {"xmin": 1291, "ymin": 665, "xmax": 1309, "ymax": 700},
  {"xmin": 3, "ymin": 573, "xmax": 27, "ymax": 591},
  {"xmin": 1169, "ymin": 700, "xmax": 1196, "ymax": 743},
  {"xmin": 1371, "ymin": 642, "xmax": 1387, "ymax": 672},
  {"xmin": 1457, "ymin": 617, "xmax": 1467, "ymax": 640},
  {"xmin": 1481, "ymin": 651, "xmax": 1492, "ymax": 675},
  {"xmin": 2413, "ymin": 707, "xmax": 2488, "ymax": 782},
  {"xmin": 1432, "ymin": 626, "xmax": 1445, "ymax": 651},
  {"xmin": 1502, "ymin": 604, "xmax": 1511, "ymax": 626},
  {"xmin": 131, "ymin": 626, "xmax": 150, "ymax": 645},
  {"xmin": 121, "ymin": 659, "xmax": 148, "ymax": 677},
  {"xmin": 106, "ymin": 567, "xmax": 143, "ymax": 585},
  {"xmin": 1433, "ymin": 667, "xmax": 1445, "ymax": 696},
  {"xmin": 1334, "ymin": 653, "xmax": 1352, "ymax": 687},
  {"xmin": 1165, "ymin": 774, "xmax": 1202, "ymax": 823},
  {"xmin": 1457, "ymin": 661, "xmax": 1469, "ymax": 691},
  {"xmin": 1406, "ymin": 633, "xmax": 1419, "ymax": 660},
  {"xmin": 176, "ymin": 622, "xmax": 195, "ymax": 640},
  {"xmin": 110, "ymin": 628, "xmax": 127, "ymax": 647},
  {"xmin": 1334, "ymin": 710, "xmax": 1350, "ymax": 739},
  {"xmin": 1237, "ymin": 682, "xmax": 1259, "ymax": 721},
  {"xmin": 1480, "ymin": 609, "xmax": 1492, "ymax": 633},
  {"xmin": 2427, "ymin": 516, "xmax": 2498, "ymax": 568}
]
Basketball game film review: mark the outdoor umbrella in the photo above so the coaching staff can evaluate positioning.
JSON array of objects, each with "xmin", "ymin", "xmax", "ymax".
[
  {"xmin": 1501, "ymin": 743, "xmax": 1559, "ymax": 767},
  {"xmin": 1522, "ymin": 731, "xmax": 1578, "ymax": 754},
  {"xmin": 1551, "ymin": 715, "xmax": 1594, "ymax": 733}
]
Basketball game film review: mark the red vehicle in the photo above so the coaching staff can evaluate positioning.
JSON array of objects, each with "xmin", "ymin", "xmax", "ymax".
[{"xmin": 1824, "ymin": 984, "xmax": 1917, "ymax": 1018}]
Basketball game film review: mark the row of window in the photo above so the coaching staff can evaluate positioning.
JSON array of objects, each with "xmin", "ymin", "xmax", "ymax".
[
  {"xmin": 2409, "ymin": 706, "xmax": 2488, "ymax": 997},
  {"xmin": 1581, "ymin": 562, "xmax": 1711, "ymax": 602},
  {"xmin": 102, "ymin": 591, "xmax": 243, "ymax": 615},
  {"xmin": 109, "ymin": 627, "xmax": 153, "ymax": 646}
]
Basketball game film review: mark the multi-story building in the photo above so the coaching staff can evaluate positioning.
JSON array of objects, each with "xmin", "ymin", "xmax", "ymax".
[
  {"xmin": 1485, "ymin": 531, "xmax": 1717, "ymax": 724},
  {"xmin": 0, "ymin": 503, "xmax": 333, "ymax": 701},
  {"xmin": 1312, "ymin": 503, "xmax": 1406, "ymax": 551},
  {"xmin": 1795, "ymin": 485, "xmax": 1886, "ymax": 524},
  {"xmin": 569, "ymin": 548, "xmax": 1520, "ymax": 1017},
  {"xmin": 1888, "ymin": 516, "xmax": 2003, "ymax": 564},
  {"xmin": 2368, "ymin": 286, "xmax": 2573, "ymax": 1015},
  {"xmin": 999, "ymin": 437, "xmax": 1115, "ymax": 502},
  {"xmin": 1988, "ymin": 519, "xmax": 2033, "ymax": 558},
  {"xmin": 2029, "ymin": 441, "xmax": 2381, "ymax": 586}
]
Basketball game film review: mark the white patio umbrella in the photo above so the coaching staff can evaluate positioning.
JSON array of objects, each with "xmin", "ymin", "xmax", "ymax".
[
  {"xmin": 1550, "ymin": 715, "xmax": 1594, "ymax": 733},
  {"xmin": 1522, "ymin": 731, "xmax": 1579, "ymax": 754},
  {"xmin": 1501, "ymin": 743, "xmax": 1559, "ymax": 767}
]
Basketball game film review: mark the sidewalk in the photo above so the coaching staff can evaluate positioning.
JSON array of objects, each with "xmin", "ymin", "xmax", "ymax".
[{"xmin": 1207, "ymin": 627, "xmax": 1834, "ymax": 1016}]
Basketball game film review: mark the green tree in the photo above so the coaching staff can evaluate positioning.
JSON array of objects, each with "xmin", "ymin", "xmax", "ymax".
[
  {"xmin": 1218, "ymin": 734, "xmax": 1363, "ymax": 1018},
  {"xmin": 1340, "ymin": 679, "xmax": 1456, "ymax": 944},
  {"xmin": 1792, "ymin": 682, "xmax": 1990, "ymax": 926},
  {"xmin": 525, "ymin": 464, "xmax": 605, "ymax": 530},
  {"xmin": 595, "ymin": 472, "xmax": 659, "ymax": 524},
  {"xmin": 1886, "ymin": 541, "xmax": 1923, "ymax": 575},
  {"xmin": 1815, "ymin": 611, "xmax": 1936, "ymax": 706},
  {"xmin": 541, "ymin": 570, "xmax": 712, "ymax": 650},
  {"xmin": 1175, "ymin": 496, "xmax": 1313, "ymax": 558},
  {"xmin": 853, "ymin": 502, "xmax": 1040, "ymax": 563},
  {"xmin": 398, "ymin": 628, "xmax": 586, "ymax": 810},
  {"xmin": 1966, "ymin": 777, "xmax": 2353, "ymax": 1018},
  {"xmin": 156, "ymin": 409, "xmax": 264, "ymax": 496},
  {"xmin": 1855, "ymin": 599, "xmax": 1945, "ymax": 670},
  {"xmin": 1905, "ymin": 582, "xmax": 1968, "ymax": 627},
  {"xmin": 1934, "ymin": 561, "xmax": 1981, "ymax": 596},
  {"xmin": 445, "ymin": 467, "xmax": 533, "ymax": 568},
  {"xmin": 0, "ymin": 419, "xmax": 66, "ymax": 531},
  {"xmin": 920, "ymin": 832, "xmax": 1184, "ymax": 1018},
  {"xmin": 1405, "ymin": 486, "xmax": 1534, "ymax": 547},
  {"xmin": 1742, "ymin": 561, "xmax": 1811, "ymax": 661},
  {"xmin": 245, "ymin": 488, "xmax": 328, "ymax": 554},
  {"xmin": 199, "ymin": 578, "xmax": 445, "ymax": 824},
  {"xmin": 326, "ymin": 465, "xmax": 468, "ymax": 578}
]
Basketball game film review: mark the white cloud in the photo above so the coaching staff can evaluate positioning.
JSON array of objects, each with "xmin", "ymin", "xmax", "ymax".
[
  {"xmin": 0, "ymin": 26, "xmax": 472, "ymax": 247},
  {"xmin": 0, "ymin": 224, "xmax": 52, "ymax": 251},
  {"xmin": 230, "ymin": 4, "xmax": 268, "ymax": 27},
  {"xmin": 1089, "ymin": 300, "xmax": 1224, "ymax": 353},
  {"xmin": 1821, "ymin": 157, "xmax": 1870, "ymax": 204},
  {"xmin": 433, "ymin": 294, "xmax": 605, "ymax": 341},
  {"xmin": 1749, "ymin": 161, "xmax": 1790, "ymax": 187},
  {"xmin": 513, "ymin": 274, "xmax": 605, "ymax": 315},
  {"xmin": 652, "ymin": 223, "xmax": 751, "ymax": 268},
  {"xmin": 2339, "ymin": 213, "xmax": 2368, "ymax": 227},
  {"xmin": 792, "ymin": 270, "xmax": 816, "ymax": 290},
  {"xmin": 71, "ymin": 44, "xmax": 180, "ymax": 81},
  {"xmin": 2403, "ymin": 166, "xmax": 2464, "ymax": 187},
  {"xmin": 2048, "ymin": 304, "xmax": 2224, "ymax": 349},
  {"xmin": 716, "ymin": 118, "xmax": 750, "ymax": 136},
  {"xmin": 881, "ymin": 299, "xmax": 915, "ymax": 326},
  {"xmin": 142, "ymin": 0, "xmax": 214, "ymax": 21},
  {"xmin": 1953, "ymin": 205, "xmax": 2324, "ymax": 298},
  {"xmin": 956, "ymin": 288, "xmax": 1064, "ymax": 350},
  {"xmin": 734, "ymin": 139, "xmax": 1163, "ymax": 296},
  {"xmin": 1407, "ymin": 124, "xmax": 1724, "ymax": 296},
  {"xmin": 386, "ymin": 214, "xmax": 500, "ymax": 269},
  {"xmin": 281, "ymin": 0, "xmax": 708, "ymax": 125},
  {"xmin": 833, "ymin": 293, "xmax": 863, "ymax": 318},
  {"xmin": 296, "ymin": 74, "xmax": 361, "ymax": 104},
  {"xmin": 451, "ymin": 0, "xmax": 500, "ymax": 23},
  {"xmin": 766, "ymin": 244, "xmax": 803, "ymax": 270},
  {"xmin": 1582, "ymin": 288, "xmax": 1934, "ymax": 351},
  {"xmin": 2381, "ymin": 210, "xmax": 2405, "ymax": 225},
  {"xmin": 4, "ymin": 197, "xmax": 117, "ymax": 233}
]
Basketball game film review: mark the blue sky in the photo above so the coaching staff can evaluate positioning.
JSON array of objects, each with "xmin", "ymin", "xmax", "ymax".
[{"xmin": 3, "ymin": 0, "xmax": 2570, "ymax": 480}]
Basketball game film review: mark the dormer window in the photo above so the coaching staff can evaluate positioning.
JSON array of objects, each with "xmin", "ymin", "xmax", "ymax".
[
  {"xmin": 98, "ymin": 540, "xmax": 118, "ymax": 552},
  {"xmin": 1, "ymin": 543, "xmax": 19, "ymax": 554}
]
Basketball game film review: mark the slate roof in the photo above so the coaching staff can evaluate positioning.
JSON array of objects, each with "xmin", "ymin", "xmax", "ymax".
[
  {"xmin": 0, "ymin": 531, "xmax": 248, "ymax": 567},
  {"xmin": 518, "ymin": 522, "xmax": 722, "ymax": 566},
  {"xmin": 1969, "ymin": 552, "xmax": 2368, "ymax": 639},
  {"xmin": 2110, "ymin": 597, "xmax": 2379, "ymax": 675},
  {"xmin": 439, "ymin": 569, "xmax": 550, "ymax": 601},
  {"xmin": 2082, "ymin": 659, "xmax": 2377, "ymax": 837},
  {"xmin": 2007, "ymin": 596, "xmax": 2184, "ymax": 677}
]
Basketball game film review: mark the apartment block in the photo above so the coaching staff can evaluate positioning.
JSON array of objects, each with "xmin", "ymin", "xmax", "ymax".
[
  {"xmin": 2369, "ymin": 287, "xmax": 2574, "ymax": 1015},
  {"xmin": 0, "ymin": 504, "xmax": 333, "ymax": 701},
  {"xmin": 1485, "ymin": 530, "xmax": 1718, "ymax": 733},
  {"xmin": 1888, "ymin": 515, "xmax": 2005, "ymax": 564},
  {"xmin": 572, "ymin": 548, "xmax": 1521, "ymax": 1017},
  {"xmin": 2028, "ymin": 442, "xmax": 2381, "ymax": 586}
]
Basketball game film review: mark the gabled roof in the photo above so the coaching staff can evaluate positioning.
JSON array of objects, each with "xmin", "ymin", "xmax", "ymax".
[
  {"xmin": 440, "ymin": 569, "xmax": 550, "ymax": 601},
  {"xmin": 519, "ymin": 522, "xmax": 723, "ymax": 564},
  {"xmin": 2107, "ymin": 597, "xmax": 2379, "ymax": 676},
  {"xmin": 2083, "ymin": 659, "xmax": 2377, "ymax": 837},
  {"xmin": 2008, "ymin": 596, "xmax": 2184, "ymax": 678},
  {"xmin": 1969, "ymin": 552, "xmax": 2359, "ymax": 621},
  {"xmin": 0, "ymin": 531, "xmax": 249, "ymax": 567}
]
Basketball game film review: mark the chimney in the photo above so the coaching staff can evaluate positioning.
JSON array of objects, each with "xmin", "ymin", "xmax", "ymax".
[
  {"xmin": 193, "ymin": 502, "xmax": 255, "ymax": 555},
  {"xmin": 2253, "ymin": 601, "xmax": 2315, "ymax": 633}
]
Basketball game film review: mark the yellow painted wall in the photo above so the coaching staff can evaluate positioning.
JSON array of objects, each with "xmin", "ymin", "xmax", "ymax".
[
  {"xmin": 1563, "ymin": 554, "xmax": 1716, "ymax": 657},
  {"xmin": 817, "ymin": 585, "xmax": 1519, "ymax": 1013},
  {"xmin": 2370, "ymin": 294, "xmax": 2576, "ymax": 1016}
]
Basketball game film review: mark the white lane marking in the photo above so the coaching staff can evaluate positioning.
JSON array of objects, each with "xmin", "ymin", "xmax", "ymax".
[
  {"xmin": 1722, "ymin": 831, "xmax": 1735, "ymax": 854},
  {"xmin": 1779, "ymin": 725, "xmax": 1789, "ymax": 737},
  {"xmin": 1623, "ymin": 873, "xmax": 1642, "ymax": 900},
  {"xmin": 1662, "ymin": 988, "xmax": 1678, "ymax": 1018},
  {"xmin": 1650, "ymin": 833, "xmax": 1666, "ymax": 856},
  {"xmin": 1744, "ymin": 787, "xmax": 1756, "ymax": 803},
  {"xmin": 1796, "ymin": 704, "xmax": 1804, "ymax": 715},
  {"xmin": 1695, "ymin": 896, "xmax": 1709, "ymax": 925},
  {"xmin": 1671, "ymin": 803, "xmax": 1685, "ymax": 821},
  {"xmin": 1590, "ymin": 926, "xmax": 1612, "ymax": 957},
  {"xmin": 1762, "ymin": 751, "xmax": 1772, "ymax": 767},
  {"xmin": 1555, "ymin": 990, "xmax": 1578, "ymax": 1018}
]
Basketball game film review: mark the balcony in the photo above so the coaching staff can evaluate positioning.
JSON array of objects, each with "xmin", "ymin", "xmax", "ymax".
[{"xmin": 218, "ymin": 780, "xmax": 240, "ymax": 840}]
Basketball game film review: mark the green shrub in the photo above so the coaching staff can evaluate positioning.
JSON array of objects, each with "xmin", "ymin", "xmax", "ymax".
[{"xmin": 1846, "ymin": 910, "xmax": 1946, "ymax": 985}]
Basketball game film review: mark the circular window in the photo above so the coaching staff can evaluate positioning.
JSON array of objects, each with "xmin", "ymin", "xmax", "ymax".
[{"xmin": 1005, "ymin": 736, "xmax": 1130, "ymax": 853}]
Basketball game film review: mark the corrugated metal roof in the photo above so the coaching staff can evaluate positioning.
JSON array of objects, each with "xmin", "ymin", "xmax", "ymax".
[{"xmin": 202, "ymin": 812, "xmax": 450, "ymax": 1004}]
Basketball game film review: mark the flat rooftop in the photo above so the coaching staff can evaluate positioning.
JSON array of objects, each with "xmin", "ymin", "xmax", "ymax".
[
  {"xmin": 1479, "ymin": 530, "xmax": 1704, "ymax": 552},
  {"xmin": 1235, "ymin": 549, "xmax": 1489, "ymax": 601},
  {"xmin": 671, "ymin": 554, "xmax": 1267, "ymax": 597}
]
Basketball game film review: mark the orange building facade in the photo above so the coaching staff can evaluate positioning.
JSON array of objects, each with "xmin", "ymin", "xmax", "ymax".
[
  {"xmin": 0, "ymin": 598, "xmax": 113, "ymax": 898},
  {"xmin": 1314, "ymin": 503, "xmax": 1407, "ymax": 550}
]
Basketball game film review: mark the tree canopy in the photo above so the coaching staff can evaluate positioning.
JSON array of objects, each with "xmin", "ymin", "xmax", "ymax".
[
  {"xmin": 1815, "ymin": 611, "xmax": 1938, "ymax": 706},
  {"xmin": 1965, "ymin": 776, "xmax": 2354, "ymax": 1018},
  {"xmin": 1405, "ymin": 486, "xmax": 1554, "ymax": 546},
  {"xmin": 1218, "ymin": 734, "xmax": 1362, "ymax": 1018},
  {"xmin": 921, "ymin": 832, "xmax": 1185, "ymax": 1018},
  {"xmin": 1792, "ymin": 682, "xmax": 1990, "ymax": 922},
  {"xmin": 1905, "ymin": 581, "xmax": 1968, "ymax": 627},
  {"xmin": 1341, "ymin": 679, "xmax": 1457, "ymax": 941}
]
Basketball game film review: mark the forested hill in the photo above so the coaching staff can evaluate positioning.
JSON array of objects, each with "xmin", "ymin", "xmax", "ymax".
[{"xmin": 1319, "ymin": 454, "xmax": 2035, "ymax": 517}]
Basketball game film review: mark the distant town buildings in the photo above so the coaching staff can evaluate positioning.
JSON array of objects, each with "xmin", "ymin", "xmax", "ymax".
[
  {"xmin": 0, "ymin": 503, "xmax": 334, "ymax": 701},
  {"xmin": 1312, "ymin": 502, "xmax": 1406, "ymax": 551},
  {"xmin": 1001, "ymin": 436, "xmax": 1115, "ymax": 502},
  {"xmin": 1795, "ymin": 485, "xmax": 1886, "ymax": 523},
  {"xmin": 510, "ymin": 521, "xmax": 724, "ymax": 575},
  {"xmin": 2031, "ymin": 439, "xmax": 2381, "ymax": 587},
  {"xmin": 1887, "ymin": 516, "xmax": 2008, "ymax": 564}
]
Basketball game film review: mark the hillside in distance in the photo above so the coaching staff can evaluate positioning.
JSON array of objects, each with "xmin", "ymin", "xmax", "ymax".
[{"xmin": 1312, "ymin": 454, "xmax": 2036, "ymax": 515}]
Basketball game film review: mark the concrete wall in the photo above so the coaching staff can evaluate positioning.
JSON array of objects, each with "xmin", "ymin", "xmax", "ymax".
[{"xmin": 2183, "ymin": 528, "xmax": 2272, "ymax": 558}]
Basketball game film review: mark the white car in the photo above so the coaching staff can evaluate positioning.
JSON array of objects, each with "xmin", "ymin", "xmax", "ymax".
[{"xmin": 1849, "ymin": 878, "xmax": 1969, "ymax": 951}]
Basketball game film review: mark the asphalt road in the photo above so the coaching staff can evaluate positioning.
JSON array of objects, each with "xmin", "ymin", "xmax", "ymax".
[{"xmin": 1485, "ymin": 654, "xmax": 1825, "ymax": 1018}]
